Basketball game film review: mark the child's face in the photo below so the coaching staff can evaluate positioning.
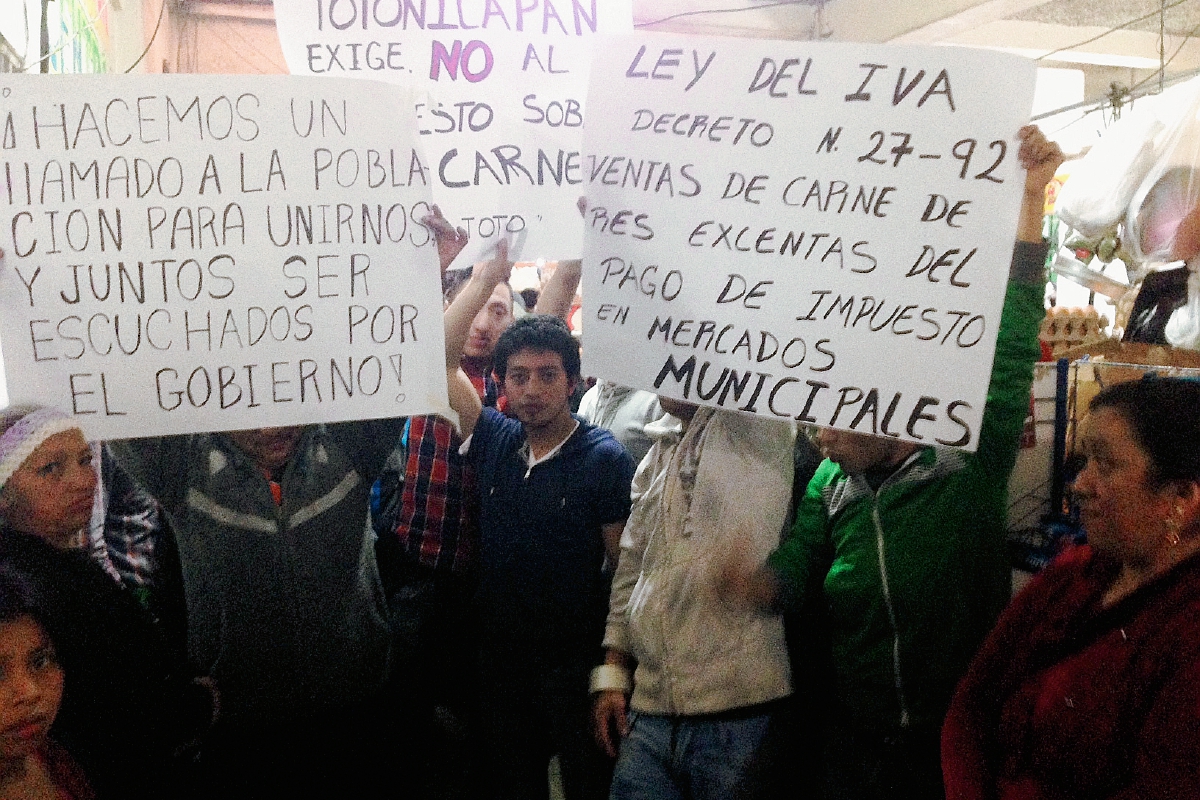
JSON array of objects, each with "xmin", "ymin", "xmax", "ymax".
[{"xmin": 0, "ymin": 616, "xmax": 63, "ymax": 761}]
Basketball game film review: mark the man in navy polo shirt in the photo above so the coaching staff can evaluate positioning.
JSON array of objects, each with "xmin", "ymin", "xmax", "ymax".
[{"xmin": 445, "ymin": 244, "xmax": 635, "ymax": 800}]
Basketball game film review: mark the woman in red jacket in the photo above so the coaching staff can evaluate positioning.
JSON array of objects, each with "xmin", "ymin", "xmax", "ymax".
[{"xmin": 942, "ymin": 376, "xmax": 1200, "ymax": 799}]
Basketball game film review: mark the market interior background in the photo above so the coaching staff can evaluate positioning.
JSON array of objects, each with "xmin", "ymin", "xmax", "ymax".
[{"xmin": 1, "ymin": 0, "xmax": 1198, "ymax": 484}]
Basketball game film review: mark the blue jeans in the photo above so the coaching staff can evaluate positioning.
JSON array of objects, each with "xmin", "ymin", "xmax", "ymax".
[{"xmin": 610, "ymin": 707, "xmax": 779, "ymax": 800}]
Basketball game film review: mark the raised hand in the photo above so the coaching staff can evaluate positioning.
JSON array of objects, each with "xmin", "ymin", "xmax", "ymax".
[{"xmin": 421, "ymin": 203, "xmax": 469, "ymax": 273}]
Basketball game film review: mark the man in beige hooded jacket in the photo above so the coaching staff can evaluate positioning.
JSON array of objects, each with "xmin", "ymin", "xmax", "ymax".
[{"xmin": 593, "ymin": 399, "xmax": 795, "ymax": 799}]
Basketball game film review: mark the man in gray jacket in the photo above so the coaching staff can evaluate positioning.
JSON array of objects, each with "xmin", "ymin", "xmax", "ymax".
[
  {"xmin": 592, "ymin": 399, "xmax": 795, "ymax": 799},
  {"xmin": 112, "ymin": 418, "xmax": 400, "ymax": 798}
]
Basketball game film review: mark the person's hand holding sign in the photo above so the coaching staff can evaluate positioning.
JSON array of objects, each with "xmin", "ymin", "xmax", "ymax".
[
  {"xmin": 422, "ymin": 204, "xmax": 470, "ymax": 274},
  {"xmin": 1014, "ymin": 125, "xmax": 1064, "ymax": 243}
]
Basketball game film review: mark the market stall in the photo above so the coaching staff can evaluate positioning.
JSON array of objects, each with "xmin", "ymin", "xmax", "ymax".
[{"xmin": 1008, "ymin": 79, "xmax": 1200, "ymax": 577}]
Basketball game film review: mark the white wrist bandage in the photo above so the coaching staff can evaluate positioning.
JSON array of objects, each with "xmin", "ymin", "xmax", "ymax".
[{"xmin": 589, "ymin": 664, "xmax": 632, "ymax": 694}]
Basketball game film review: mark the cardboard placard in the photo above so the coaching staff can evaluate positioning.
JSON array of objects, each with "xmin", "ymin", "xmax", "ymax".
[
  {"xmin": 0, "ymin": 74, "xmax": 447, "ymax": 439},
  {"xmin": 275, "ymin": 0, "xmax": 634, "ymax": 263},
  {"xmin": 581, "ymin": 35, "xmax": 1037, "ymax": 451}
]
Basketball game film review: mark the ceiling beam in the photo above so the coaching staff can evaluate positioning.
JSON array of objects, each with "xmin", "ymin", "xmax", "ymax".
[{"xmin": 888, "ymin": 0, "xmax": 1053, "ymax": 43}]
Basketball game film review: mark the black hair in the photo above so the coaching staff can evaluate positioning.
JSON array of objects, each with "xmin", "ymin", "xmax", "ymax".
[
  {"xmin": 1088, "ymin": 376, "xmax": 1200, "ymax": 487},
  {"xmin": 0, "ymin": 565, "xmax": 46, "ymax": 627},
  {"xmin": 0, "ymin": 566, "xmax": 61, "ymax": 683},
  {"xmin": 442, "ymin": 267, "xmax": 514, "ymax": 311},
  {"xmin": 491, "ymin": 314, "xmax": 580, "ymax": 382}
]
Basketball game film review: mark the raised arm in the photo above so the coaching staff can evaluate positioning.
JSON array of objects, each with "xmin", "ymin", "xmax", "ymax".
[
  {"xmin": 971, "ymin": 125, "xmax": 1063, "ymax": 480},
  {"xmin": 444, "ymin": 240, "xmax": 511, "ymax": 437},
  {"xmin": 444, "ymin": 239, "xmax": 510, "ymax": 370},
  {"xmin": 533, "ymin": 196, "xmax": 586, "ymax": 318},
  {"xmin": 533, "ymin": 259, "xmax": 581, "ymax": 319},
  {"xmin": 1015, "ymin": 124, "xmax": 1063, "ymax": 244}
]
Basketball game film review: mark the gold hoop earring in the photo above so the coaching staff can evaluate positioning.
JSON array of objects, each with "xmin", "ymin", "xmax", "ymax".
[
  {"xmin": 1165, "ymin": 503, "xmax": 1186, "ymax": 547},
  {"xmin": 1166, "ymin": 517, "xmax": 1182, "ymax": 547}
]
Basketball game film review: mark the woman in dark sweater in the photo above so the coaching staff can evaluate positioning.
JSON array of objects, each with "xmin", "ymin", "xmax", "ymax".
[
  {"xmin": 0, "ymin": 405, "xmax": 212, "ymax": 800},
  {"xmin": 943, "ymin": 378, "xmax": 1200, "ymax": 799}
]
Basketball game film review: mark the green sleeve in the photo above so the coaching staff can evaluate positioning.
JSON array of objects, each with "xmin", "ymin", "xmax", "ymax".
[
  {"xmin": 969, "ymin": 240, "xmax": 1047, "ymax": 482},
  {"xmin": 767, "ymin": 460, "xmax": 838, "ymax": 611}
]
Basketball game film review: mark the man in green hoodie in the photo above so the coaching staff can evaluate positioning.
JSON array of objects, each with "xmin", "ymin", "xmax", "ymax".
[{"xmin": 725, "ymin": 125, "xmax": 1063, "ymax": 800}]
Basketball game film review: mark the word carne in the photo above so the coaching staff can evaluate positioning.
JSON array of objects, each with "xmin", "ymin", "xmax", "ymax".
[{"xmin": 437, "ymin": 146, "xmax": 581, "ymax": 188}]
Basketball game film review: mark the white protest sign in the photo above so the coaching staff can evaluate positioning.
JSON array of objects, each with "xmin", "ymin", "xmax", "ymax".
[
  {"xmin": 581, "ymin": 35, "xmax": 1037, "ymax": 451},
  {"xmin": 274, "ymin": 0, "xmax": 633, "ymax": 262},
  {"xmin": 0, "ymin": 74, "xmax": 447, "ymax": 440}
]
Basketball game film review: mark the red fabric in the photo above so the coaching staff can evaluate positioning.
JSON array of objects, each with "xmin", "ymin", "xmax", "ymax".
[
  {"xmin": 943, "ymin": 545, "xmax": 1200, "ymax": 800},
  {"xmin": 398, "ymin": 414, "xmax": 478, "ymax": 573},
  {"xmin": 393, "ymin": 359, "xmax": 500, "ymax": 574},
  {"xmin": 258, "ymin": 468, "xmax": 283, "ymax": 506}
]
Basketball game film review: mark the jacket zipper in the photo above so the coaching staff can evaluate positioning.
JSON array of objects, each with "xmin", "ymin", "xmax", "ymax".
[
  {"xmin": 657, "ymin": 434, "xmax": 688, "ymax": 716},
  {"xmin": 871, "ymin": 499, "xmax": 910, "ymax": 727}
]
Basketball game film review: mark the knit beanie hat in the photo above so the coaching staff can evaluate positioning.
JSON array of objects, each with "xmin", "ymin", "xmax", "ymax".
[{"xmin": 0, "ymin": 406, "xmax": 79, "ymax": 494}]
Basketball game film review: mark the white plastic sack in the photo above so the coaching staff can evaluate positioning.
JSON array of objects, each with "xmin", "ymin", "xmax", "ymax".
[
  {"xmin": 1057, "ymin": 112, "xmax": 1163, "ymax": 239},
  {"xmin": 1058, "ymin": 77, "xmax": 1200, "ymax": 244},
  {"xmin": 1127, "ymin": 78, "xmax": 1200, "ymax": 263}
]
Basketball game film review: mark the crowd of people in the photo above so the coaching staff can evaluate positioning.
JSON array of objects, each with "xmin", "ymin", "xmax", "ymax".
[{"xmin": 1, "ymin": 124, "xmax": 1199, "ymax": 800}]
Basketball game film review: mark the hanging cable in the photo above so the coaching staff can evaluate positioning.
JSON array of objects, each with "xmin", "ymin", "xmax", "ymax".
[
  {"xmin": 1032, "ymin": 16, "xmax": 1200, "ymax": 124},
  {"xmin": 1130, "ymin": 18, "xmax": 1200, "ymax": 93},
  {"xmin": 808, "ymin": 0, "xmax": 832, "ymax": 40},
  {"xmin": 123, "ymin": 0, "xmax": 168, "ymax": 73},
  {"xmin": 1160, "ymin": 0, "xmax": 1167, "ymax": 93},
  {"xmin": 1033, "ymin": 62, "xmax": 1200, "ymax": 123},
  {"xmin": 1037, "ymin": 0, "xmax": 1194, "ymax": 62}
]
